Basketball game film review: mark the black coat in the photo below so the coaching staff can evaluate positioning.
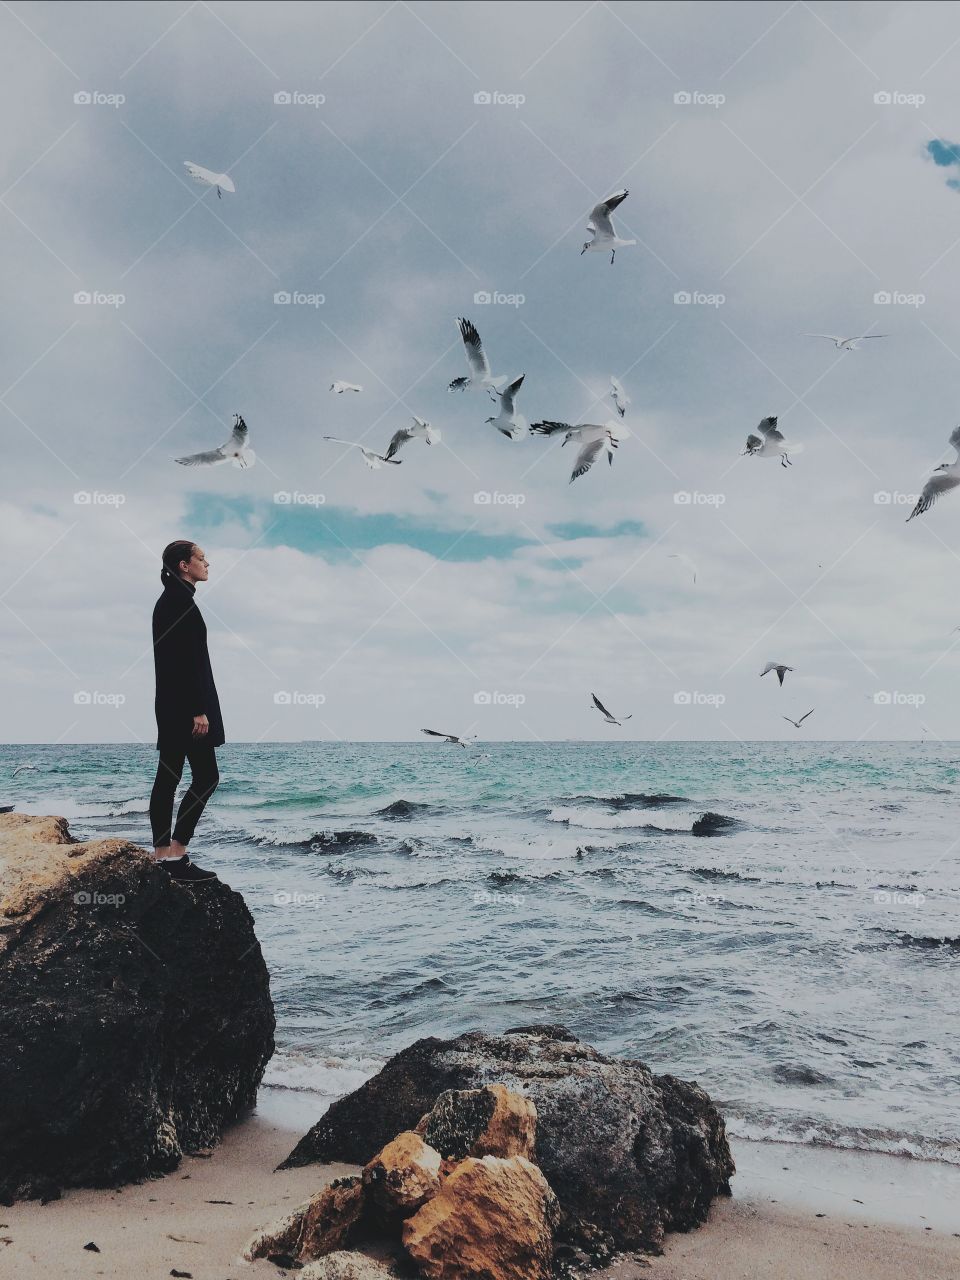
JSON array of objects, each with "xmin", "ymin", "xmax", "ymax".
[{"xmin": 152, "ymin": 576, "xmax": 225, "ymax": 752}]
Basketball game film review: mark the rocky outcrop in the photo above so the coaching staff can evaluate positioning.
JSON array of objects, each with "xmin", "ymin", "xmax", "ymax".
[
  {"xmin": 416, "ymin": 1083, "xmax": 537, "ymax": 1160},
  {"xmin": 362, "ymin": 1131, "xmax": 442, "ymax": 1214},
  {"xmin": 281, "ymin": 1024, "xmax": 733, "ymax": 1254},
  {"xmin": 402, "ymin": 1154, "xmax": 559, "ymax": 1280},
  {"xmin": 0, "ymin": 813, "xmax": 274, "ymax": 1202}
]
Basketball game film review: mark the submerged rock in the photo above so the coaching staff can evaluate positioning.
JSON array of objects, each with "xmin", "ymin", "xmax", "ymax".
[
  {"xmin": 281, "ymin": 1024, "xmax": 734, "ymax": 1253},
  {"xmin": 0, "ymin": 813, "xmax": 274, "ymax": 1202},
  {"xmin": 691, "ymin": 811, "xmax": 740, "ymax": 837}
]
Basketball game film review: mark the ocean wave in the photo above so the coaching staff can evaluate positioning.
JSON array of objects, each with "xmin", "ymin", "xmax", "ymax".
[
  {"xmin": 725, "ymin": 1110, "xmax": 960, "ymax": 1166},
  {"xmin": 307, "ymin": 830, "xmax": 380, "ymax": 853},
  {"xmin": 689, "ymin": 866, "xmax": 761, "ymax": 883},
  {"xmin": 262, "ymin": 1049, "xmax": 383, "ymax": 1097},
  {"xmin": 561, "ymin": 792, "xmax": 690, "ymax": 809},
  {"xmin": 691, "ymin": 812, "xmax": 741, "ymax": 837},
  {"xmin": 871, "ymin": 929, "xmax": 960, "ymax": 952},
  {"xmin": 546, "ymin": 806, "xmax": 687, "ymax": 830}
]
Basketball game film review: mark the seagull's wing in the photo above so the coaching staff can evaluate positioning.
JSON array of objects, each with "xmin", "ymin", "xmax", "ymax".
[
  {"xmin": 588, "ymin": 189, "xmax": 628, "ymax": 234},
  {"xmin": 569, "ymin": 437, "xmax": 607, "ymax": 482},
  {"xmin": 498, "ymin": 374, "xmax": 524, "ymax": 414},
  {"xmin": 760, "ymin": 663, "xmax": 777, "ymax": 677},
  {"xmin": 530, "ymin": 420, "xmax": 572, "ymax": 437},
  {"xmin": 421, "ymin": 729, "xmax": 455, "ymax": 742},
  {"xmin": 757, "ymin": 416, "xmax": 783, "ymax": 440},
  {"xmin": 855, "ymin": 334, "xmax": 887, "ymax": 341},
  {"xmin": 802, "ymin": 334, "xmax": 842, "ymax": 342},
  {"xmin": 322, "ymin": 436, "xmax": 362, "ymax": 449},
  {"xmin": 781, "ymin": 716, "xmax": 799, "ymax": 727},
  {"xmin": 610, "ymin": 376, "xmax": 628, "ymax": 415},
  {"xmin": 385, "ymin": 428, "xmax": 413, "ymax": 460},
  {"xmin": 175, "ymin": 448, "xmax": 227, "ymax": 466},
  {"xmin": 744, "ymin": 433, "xmax": 762, "ymax": 451},
  {"xmin": 230, "ymin": 414, "xmax": 249, "ymax": 449},
  {"xmin": 448, "ymin": 375, "xmax": 470, "ymax": 393},
  {"xmin": 457, "ymin": 318, "xmax": 491, "ymax": 380},
  {"xmin": 906, "ymin": 472, "xmax": 960, "ymax": 521},
  {"xmin": 591, "ymin": 693, "xmax": 614, "ymax": 718},
  {"xmin": 948, "ymin": 424, "xmax": 960, "ymax": 454},
  {"xmin": 797, "ymin": 709, "xmax": 815, "ymax": 725},
  {"xmin": 184, "ymin": 161, "xmax": 217, "ymax": 186}
]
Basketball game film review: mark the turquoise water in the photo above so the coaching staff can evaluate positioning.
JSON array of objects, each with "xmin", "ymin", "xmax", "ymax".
[{"xmin": 3, "ymin": 740, "xmax": 959, "ymax": 1165}]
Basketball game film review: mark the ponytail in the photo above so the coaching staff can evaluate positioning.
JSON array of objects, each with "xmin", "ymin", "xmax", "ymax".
[{"xmin": 160, "ymin": 540, "xmax": 197, "ymax": 586}]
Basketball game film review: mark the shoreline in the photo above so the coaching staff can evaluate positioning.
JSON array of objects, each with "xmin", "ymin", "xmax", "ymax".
[{"xmin": 5, "ymin": 1088, "xmax": 958, "ymax": 1279}]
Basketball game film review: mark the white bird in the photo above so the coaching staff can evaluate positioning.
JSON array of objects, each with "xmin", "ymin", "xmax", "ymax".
[
  {"xmin": 802, "ymin": 333, "xmax": 887, "ymax": 351},
  {"xmin": 530, "ymin": 421, "xmax": 622, "ymax": 484},
  {"xmin": 448, "ymin": 318, "xmax": 508, "ymax": 397},
  {"xmin": 591, "ymin": 692, "xmax": 632, "ymax": 726},
  {"xmin": 421, "ymin": 728, "xmax": 476, "ymax": 748},
  {"xmin": 760, "ymin": 662, "xmax": 794, "ymax": 687},
  {"xmin": 668, "ymin": 553, "xmax": 698, "ymax": 584},
  {"xmin": 183, "ymin": 161, "xmax": 235, "ymax": 198},
  {"xmin": 610, "ymin": 376, "xmax": 630, "ymax": 418},
  {"xmin": 783, "ymin": 709, "xmax": 815, "ymax": 729},
  {"xmin": 385, "ymin": 416, "xmax": 440, "ymax": 460},
  {"xmin": 12, "ymin": 763, "xmax": 37, "ymax": 777},
  {"xmin": 581, "ymin": 189, "xmax": 635, "ymax": 264},
  {"xmin": 485, "ymin": 375, "xmax": 527, "ymax": 439},
  {"xmin": 322, "ymin": 436, "xmax": 401, "ymax": 470},
  {"xmin": 330, "ymin": 380, "xmax": 362, "ymax": 394},
  {"xmin": 906, "ymin": 425, "xmax": 960, "ymax": 522},
  {"xmin": 175, "ymin": 413, "xmax": 255, "ymax": 469},
  {"xmin": 742, "ymin": 416, "xmax": 799, "ymax": 467}
]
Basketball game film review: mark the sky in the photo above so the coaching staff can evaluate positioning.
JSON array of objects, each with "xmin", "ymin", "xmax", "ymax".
[{"xmin": 4, "ymin": 0, "xmax": 960, "ymax": 745}]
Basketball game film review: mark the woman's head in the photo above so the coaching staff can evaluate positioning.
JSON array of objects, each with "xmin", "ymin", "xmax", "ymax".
[{"xmin": 160, "ymin": 541, "xmax": 209, "ymax": 586}]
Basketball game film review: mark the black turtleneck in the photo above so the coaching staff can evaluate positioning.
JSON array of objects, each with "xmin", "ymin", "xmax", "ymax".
[{"xmin": 152, "ymin": 576, "xmax": 225, "ymax": 751}]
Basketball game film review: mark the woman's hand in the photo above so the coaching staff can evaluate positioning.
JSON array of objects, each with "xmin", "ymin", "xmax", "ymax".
[{"xmin": 192, "ymin": 714, "xmax": 210, "ymax": 737}]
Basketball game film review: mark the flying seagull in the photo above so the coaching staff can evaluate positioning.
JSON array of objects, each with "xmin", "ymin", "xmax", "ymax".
[
  {"xmin": 330, "ymin": 380, "xmax": 362, "ymax": 394},
  {"xmin": 421, "ymin": 728, "xmax": 476, "ymax": 748},
  {"xmin": 742, "ymin": 416, "xmax": 798, "ymax": 467},
  {"xmin": 581, "ymin": 189, "xmax": 635, "ymax": 263},
  {"xmin": 385, "ymin": 416, "xmax": 440, "ymax": 459},
  {"xmin": 906, "ymin": 424, "xmax": 960, "ymax": 522},
  {"xmin": 183, "ymin": 161, "xmax": 235, "ymax": 198},
  {"xmin": 448, "ymin": 318, "xmax": 508, "ymax": 397},
  {"xmin": 530, "ymin": 421, "xmax": 622, "ymax": 484},
  {"xmin": 760, "ymin": 662, "xmax": 794, "ymax": 686},
  {"xmin": 175, "ymin": 413, "xmax": 255, "ymax": 469},
  {"xmin": 610, "ymin": 376, "xmax": 630, "ymax": 418},
  {"xmin": 802, "ymin": 333, "xmax": 887, "ymax": 351},
  {"xmin": 782, "ymin": 709, "xmax": 815, "ymax": 729},
  {"xmin": 322, "ymin": 436, "xmax": 401, "ymax": 470},
  {"xmin": 12, "ymin": 763, "xmax": 37, "ymax": 777},
  {"xmin": 591, "ymin": 692, "xmax": 632, "ymax": 726},
  {"xmin": 485, "ymin": 374, "xmax": 527, "ymax": 439},
  {"xmin": 668, "ymin": 553, "xmax": 698, "ymax": 584}
]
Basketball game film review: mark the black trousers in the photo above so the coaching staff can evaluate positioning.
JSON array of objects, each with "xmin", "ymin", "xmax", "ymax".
[{"xmin": 149, "ymin": 742, "xmax": 220, "ymax": 848}]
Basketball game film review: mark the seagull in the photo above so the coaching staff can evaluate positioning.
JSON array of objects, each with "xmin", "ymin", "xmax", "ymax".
[
  {"xmin": 742, "ymin": 416, "xmax": 798, "ymax": 467},
  {"xmin": 183, "ymin": 161, "xmax": 235, "ymax": 198},
  {"xmin": 12, "ymin": 763, "xmax": 37, "ymax": 777},
  {"xmin": 581, "ymin": 189, "xmax": 635, "ymax": 264},
  {"xmin": 421, "ymin": 729, "xmax": 476, "ymax": 748},
  {"xmin": 906, "ymin": 425, "xmax": 960, "ymax": 522},
  {"xmin": 175, "ymin": 413, "xmax": 255, "ymax": 469},
  {"xmin": 330, "ymin": 380, "xmax": 362, "ymax": 394},
  {"xmin": 448, "ymin": 318, "xmax": 508, "ymax": 397},
  {"xmin": 610, "ymin": 376, "xmax": 630, "ymax": 418},
  {"xmin": 385, "ymin": 416, "xmax": 441, "ymax": 459},
  {"xmin": 485, "ymin": 375, "xmax": 527, "ymax": 439},
  {"xmin": 802, "ymin": 333, "xmax": 887, "ymax": 351},
  {"xmin": 591, "ymin": 693, "xmax": 632, "ymax": 726},
  {"xmin": 668, "ymin": 553, "xmax": 698, "ymax": 584},
  {"xmin": 782, "ymin": 709, "xmax": 815, "ymax": 729},
  {"xmin": 760, "ymin": 662, "xmax": 794, "ymax": 686},
  {"xmin": 530, "ymin": 421, "xmax": 622, "ymax": 484},
  {"xmin": 322, "ymin": 436, "xmax": 401, "ymax": 470}
]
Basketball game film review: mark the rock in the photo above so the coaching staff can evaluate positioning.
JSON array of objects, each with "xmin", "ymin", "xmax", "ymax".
[
  {"xmin": 0, "ymin": 813, "xmax": 274, "ymax": 1203},
  {"xmin": 402, "ymin": 1154, "xmax": 559, "ymax": 1280},
  {"xmin": 416, "ymin": 1084, "xmax": 536, "ymax": 1160},
  {"xmin": 282, "ymin": 1025, "xmax": 733, "ymax": 1253},
  {"xmin": 246, "ymin": 1177, "xmax": 366, "ymax": 1263},
  {"xmin": 690, "ymin": 812, "xmax": 740, "ymax": 837},
  {"xmin": 362, "ymin": 1131, "xmax": 441, "ymax": 1215},
  {"xmin": 300, "ymin": 1253, "xmax": 399, "ymax": 1279}
]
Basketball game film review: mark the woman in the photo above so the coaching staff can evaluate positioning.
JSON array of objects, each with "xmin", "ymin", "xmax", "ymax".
[{"xmin": 149, "ymin": 540, "xmax": 225, "ymax": 882}]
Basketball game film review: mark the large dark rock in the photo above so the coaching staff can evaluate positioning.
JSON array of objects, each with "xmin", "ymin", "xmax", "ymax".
[
  {"xmin": 280, "ymin": 1024, "xmax": 734, "ymax": 1254},
  {"xmin": 0, "ymin": 813, "xmax": 275, "ymax": 1202}
]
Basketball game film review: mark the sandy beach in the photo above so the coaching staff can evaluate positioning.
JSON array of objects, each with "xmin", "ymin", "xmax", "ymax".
[{"xmin": 4, "ymin": 1088, "xmax": 959, "ymax": 1280}]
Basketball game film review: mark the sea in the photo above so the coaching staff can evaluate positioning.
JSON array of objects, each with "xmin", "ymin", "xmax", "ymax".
[{"xmin": 3, "ymin": 740, "xmax": 959, "ymax": 1169}]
